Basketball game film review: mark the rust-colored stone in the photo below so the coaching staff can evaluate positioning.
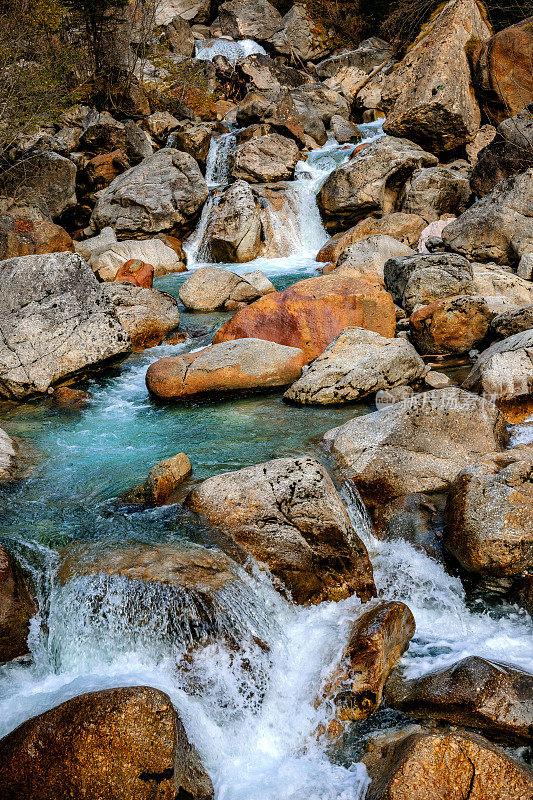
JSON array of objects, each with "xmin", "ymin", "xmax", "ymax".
[
  {"xmin": 114, "ymin": 259, "xmax": 154, "ymax": 289},
  {"xmin": 0, "ymin": 545, "xmax": 36, "ymax": 664},
  {"xmin": 409, "ymin": 296, "xmax": 492, "ymax": 355}
]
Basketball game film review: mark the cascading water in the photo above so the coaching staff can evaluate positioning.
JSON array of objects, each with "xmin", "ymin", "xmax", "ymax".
[{"xmin": 195, "ymin": 39, "xmax": 267, "ymax": 63}]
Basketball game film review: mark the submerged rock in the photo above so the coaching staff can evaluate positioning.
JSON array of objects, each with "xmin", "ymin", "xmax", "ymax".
[
  {"xmin": 185, "ymin": 457, "xmax": 376, "ymax": 605},
  {"xmin": 123, "ymin": 453, "xmax": 192, "ymax": 506},
  {"xmin": 213, "ymin": 274, "xmax": 396, "ymax": 363},
  {"xmin": 387, "ymin": 655, "xmax": 533, "ymax": 745},
  {"xmin": 0, "ymin": 253, "xmax": 131, "ymax": 400},
  {"xmin": 178, "ymin": 266, "xmax": 274, "ymax": 312},
  {"xmin": 146, "ymin": 338, "xmax": 305, "ymax": 400},
  {"xmin": 0, "ymin": 544, "xmax": 36, "ymax": 664},
  {"xmin": 283, "ymin": 327, "xmax": 424, "ymax": 405},
  {"xmin": 102, "ymin": 283, "xmax": 180, "ymax": 349},
  {"xmin": 0, "ymin": 686, "xmax": 214, "ymax": 800},
  {"xmin": 324, "ymin": 388, "xmax": 508, "ymax": 508}
]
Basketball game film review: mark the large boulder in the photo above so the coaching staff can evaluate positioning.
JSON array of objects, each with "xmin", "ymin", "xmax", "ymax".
[
  {"xmin": 206, "ymin": 181, "xmax": 262, "ymax": 263},
  {"xmin": 0, "ymin": 544, "xmax": 36, "ymax": 664},
  {"xmin": 333, "ymin": 236, "xmax": 414, "ymax": 282},
  {"xmin": 0, "ymin": 253, "xmax": 131, "ymax": 400},
  {"xmin": 91, "ymin": 149, "xmax": 208, "ymax": 238},
  {"xmin": 146, "ymin": 338, "xmax": 305, "ymax": 400},
  {"xmin": 102, "ymin": 283, "xmax": 180, "ymax": 349},
  {"xmin": 470, "ymin": 109, "xmax": 533, "ymax": 196},
  {"xmin": 324, "ymin": 388, "xmax": 508, "ymax": 509},
  {"xmin": 471, "ymin": 16, "xmax": 533, "ymax": 124},
  {"xmin": 320, "ymin": 601, "xmax": 415, "ymax": 725},
  {"xmin": 362, "ymin": 728, "xmax": 533, "ymax": 800},
  {"xmin": 399, "ymin": 162, "xmax": 472, "ymax": 222},
  {"xmin": 154, "ymin": 0, "xmax": 212, "ymax": 24},
  {"xmin": 178, "ymin": 266, "xmax": 274, "ymax": 312},
  {"xmin": 384, "ymin": 253, "xmax": 474, "ymax": 314},
  {"xmin": 443, "ymin": 445, "xmax": 533, "ymax": 578},
  {"xmin": 271, "ymin": 4, "xmax": 335, "ymax": 61},
  {"xmin": 213, "ymin": 274, "xmax": 397, "ymax": 363},
  {"xmin": 218, "ymin": 0, "xmax": 283, "ymax": 42},
  {"xmin": 0, "ymin": 686, "xmax": 213, "ymax": 800},
  {"xmin": 283, "ymin": 327, "xmax": 424, "ymax": 405},
  {"xmin": 0, "ymin": 206, "xmax": 73, "ymax": 261},
  {"xmin": 441, "ymin": 169, "xmax": 533, "ymax": 265},
  {"xmin": 167, "ymin": 122, "xmax": 224, "ymax": 169},
  {"xmin": 409, "ymin": 295, "xmax": 492, "ymax": 355},
  {"xmin": 1, "ymin": 149, "xmax": 77, "ymax": 219},
  {"xmin": 381, "ymin": 0, "xmax": 491, "ymax": 154},
  {"xmin": 229, "ymin": 133, "xmax": 299, "ymax": 183},
  {"xmin": 463, "ymin": 329, "xmax": 533, "ymax": 404},
  {"xmin": 471, "ymin": 262, "xmax": 533, "ymax": 306},
  {"xmin": 185, "ymin": 457, "xmax": 376, "ymax": 604},
  {"xmin": 387, "ymin": 656, "xmax": 533, "ymax": 745},
  {"xmin": 491, "ymin": 304, "xmax": 533, "ymax": 339},
  {"xmin": 316, "ymin": 214, "xmax": 427, "ymax": 263},
  {"xmin": 79, "ymin": 237, "xmax": 184, "ymax": 282},
  {"xmin": 238, "ymin": 54, "xmax": 311, "ymax": 92},
  {"xmin": 315, "ymin": 38, "xmax": 394, "ymax": 80},
  {"xmin": 318, "ymin": 137, "xmax": 437, "ymax": 231}
]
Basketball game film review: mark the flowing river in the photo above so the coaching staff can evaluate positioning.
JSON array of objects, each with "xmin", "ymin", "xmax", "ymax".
[{"xmin": 0, "ymin": 121, "xmax": 532, "ymax": 800}]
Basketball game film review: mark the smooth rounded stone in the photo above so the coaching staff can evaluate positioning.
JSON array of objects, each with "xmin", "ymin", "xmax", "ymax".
[
  {"xmin": 75, "ymin": 225, "xmax": 117, "ymax": 261},
  {"xmin": 185, "ymin": 456, "xmax": 376, "ymax": 605},
  {"xmin": 91, "ymin": 149, "xmax": 209, "ymax": 238},
  {"xmin": 0, "ymin": 686, "xmax": 214, "ymax": 800},
  {"xmin": 324, "ymin": 388, "xmax": 508, "ymax": 509},
  {"xmin": 218, "ymin": 0, "xmax": 283, "ymax": 42},
  {"xmin": 0, "ymin": 544, "xmax": 36, "ymax": 664},
  {"xmin": 318, "ymin": 136, "xmax": 437, "ymax": 230},
  {"xmin": 471, "ymin": 17, "xmax": 533, "ymax": 124},
  {"xmin": 0, "ymin": 253, "xmax": 131, "ymax": 400},
  {"xmin": 320, "ymin": 601, "xmax": 415, "ymax": 727},
  {"xmin": 384, "ymin": 253, "xmax": 473, "ymax": 314},
  {"xmin": 381, "ymin": 0, "xmax": 490, "ymax": 154},
  {"xmin": 178, "ymin": 266, "xmax": 273, "ymax": 312},
  {"xmin": 213, "ymin": 274, "xmax": 396, "ymax": 363},
  {"xmin": 334, "ymin": 236, "xmax": 414, "ymax": 282},
  {"xmin": 362, "ymin": 728, "xmax": 533, "ymax": 800},
  {"xmin": 82, "ymin": 238, "xmax": 183, "ymax": 281},
  {"xmin": 471, "ymin": 109, "xmax": 533, "ymax": 197},
  {"xmin": 146, "ymin": 338, "xmax": 305, "ymax": 400},
  {"xmin": 316, "ymin": 214, "xmax": 426, "ymax": 263},
  {"xmin": 0, "ymin": 428, "xmax": 18, "ymax": 483},
  {"xmin": 1, "ymin": 149, "xmax": 77, "ymax": 220},
  {"xmin": 409, "ymin": 296, "xmax": 493, "ymax": 355},
  {"xmin": 229, "ymin": 133, "xmax": 299, "ymax": 183},
  {"xmin": 329, "ymin": 115, "xmax": 360, "ymax": 144},
  {"xmin": 207, "ymin": 180, "xmax": 262, "ymax": 263},
  {"xmin": 443, "ymin": 445, "xmax": 533, "ymax": 578},
  {"xmin": 442, "ymin": 169, "xmax": 533, "ymax": 266},
  {"xmin": 102, "ymin": 283, "xmax": 180, "ymax": 349},
  {"xmin": 284, "ymin": 327, "xmax": 424, "ymax": 406},
  {"xmin": 271, "ymin": 3, "xmax": 334, "ymax": 61},
  {"xmin": 123, "ymin": 453, "xmax": 192, "ymax": 506},
  {"xmin": 399, "ymin": 162, "xmax": 472, "ymax": 223},
  {"xmin": 0, "ymin": 205, "xmax": 73, "ymax": 261},
  {"xmin": 472, "ymin": 262, "xmax": 533, "ymax": 307},
  {"xmin": 424, "ymin": 370, "xmax": 451, "ymax": 389},
  {"xmin": 386, "ymin": 655, "xmax": 533, "ymax": 745},
  {"xmin": 491, "ymin": 305, "xmax": 533, "ymax": 339},
  {"xmin": 463, "ymin": 329, "xmax": 533, "ymax": 403}
]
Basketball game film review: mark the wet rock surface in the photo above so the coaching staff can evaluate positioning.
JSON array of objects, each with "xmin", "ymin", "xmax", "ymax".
[
  {"xmin": 0, "ymin": 544, "xmax": 36, "ymax": 664},
  {"xmin": 102, "ymin": 283, "xmax": 181, "ymax": 349}
]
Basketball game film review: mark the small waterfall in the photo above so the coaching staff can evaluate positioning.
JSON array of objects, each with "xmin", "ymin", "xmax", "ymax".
[
  {"xmin": 205, "ymin": 132, "xmax": 237, "ymax": 188},
  {"xmin": 195, "ymin": 38, "xmax": 267, "ymax": 63}
]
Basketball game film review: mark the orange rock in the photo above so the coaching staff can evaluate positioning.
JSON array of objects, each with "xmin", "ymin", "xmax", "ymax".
[
  {"xmin": 496, "ymin": 395, "xmax": 533, "ymax": 424},
  {"xmin": 84, "ymin": 149, "xmax": 129, "ymax": 190},
  {"xmin": 409, "ymin": 296, "xmax": 492, "ymax": 355},
  {"xmin": 51, "ymin": 387, "xmax": 91, "ymax": 408},
  {"xmin": 0, "ymin": 207, "xmax": 73, "ymax": 260},
  {"xmin": 114, "ymin": 259, "xmax": 154, "ymax": 289},
  {"xmin": 213, "ymin": 274, "xmax": 396, "ymax": 363}
]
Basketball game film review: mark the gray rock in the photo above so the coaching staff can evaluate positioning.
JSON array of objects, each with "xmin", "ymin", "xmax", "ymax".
[
  {"xmin": 324, "ymin": 387, "xmax": 508, "ymax": 508},
  {"xmin": 1, "ymin": 149, "xmax": 77, "ymax": 220},
  {"xmin": 384, "ymin": 253, "xmax": 473, "ymax": 313},
  {"xmin": 283, "ymin": 327, "xmax": 425, "ymax": 405},
  {"xmin": 471, "ymin": 108, "xmax": 533, "ymax": 197},
  {"xmin": 0, "ymin": 253, "xmax": 131, "ymax": 399},
  {"xmin": 91, "ymin": 149, "xmax": 208, "ymax": 237},
  {"xmin": 399, "ymin": 162, "xmax": 472, "ymax": 223},
  {"xmin": 271, "ymin": 4, "xmax": 334, "ymax": 61},
  {"xmin": 207, "ymin": 180, "xmax": 262, "ymax": 263},
  {"xmin": 330, "ymin": 114, "xmax": 360, "ymax": 144},
  {"xmin": 102, "ymin": 283, "xmax": 180, "ymax": 349},
  {"xmin": 178, "ymin": 265, "xmax": 274, "ymax": 311},
  {"xmin": 218, "ymin": 0, "xmax": 283, "ymax": 42},
  {"xmin": 123, "ymin": 120, "xmax": 154, "ymax": 163},
  {"xmin": 463, "ymin": 329, "xmax": 533, "ymax": 401},
  {"xmin": 491, "ymin": 305, "xmax": 533, "ymax": 338},
  {"xmin": 315, "ymin": 38, "xmax": 394, "ymax": 79},
  {"xmin": 239, "ymin": 54, "xmax": 311, "ymax": 92},
  {"xmin": 79, "ymin": 111, "xmax": 127, "ymax": 153},
  {"xmin": 0, "ymin": 428, "xmax": 17, "ymax": 483},
  {"xmin": 335, "ymin": 235, "xmax": 414, "ymax": 281},
  {"xmin": 290, "ymin": 83, "xmax": 350, "ymax": 125},
  {"xmin": 230, "ymin": 133, "xmax": 299, "ymax": 183},
  {"xmin": 472, "ymin": 262, "xmax": 533, "ymax": 306}
]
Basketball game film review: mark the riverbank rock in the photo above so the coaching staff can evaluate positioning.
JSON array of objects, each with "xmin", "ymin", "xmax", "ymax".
[
  {"xmin": 409, "ymin": 295, "xmax": 492, "ymax": 355},
  {"xmin": 362, "ymin": 728, "xmax": 533, "ymax": 800},
  {"xmin": 230, "ymin": 133, "xmax": 299, "ymax": 183},
  {"xmin": 318, "ymin": 137, "xmax": 437, "ymax": 230},
  {"xmin": 399, "ymin": 162, "xmax": 472, "ymax": 222},
  {"xmin": 0, "ymin": 206, "xmax": 73, "ymax": 261},
  {"xmin": 441, "ymin": 169, "xmax": 533, "ymax": 265},
  {"xmin": 213, "ymin": 274, "xmax": 396, "ymax": 363},
  {"xmin": 443, "ymin": 445, "xmax": 533, "ymax": 578},
  {"xmin": 471, "ymin": 16, "xmax": 533, "ymax": 124},
  {"xmin": 79, "ymin": 237, "xmax": 184, "ymax": 281},
  {"xmin": 218, "ymin": 0, "xmax": 283, "ymax": 41},
  {"xmin": 207, "ymin": 180, "xmax": 262, "ymax": 263},
  {"xmin": 472, "ymin": 262, "xmax": 533, "ymax": 306},
  {"xmin": 0, "ymin": 428, "xmax": 18, "ymax": 483},
  {"xmin": 320, "ymin": 601, "xmax": 415, "ymax": 725},
  {"xmin": 91, "ymin": 149, "xmax": 208, "ymax": 238},
  {"xmin": 381, "ymin": 0, "xmax": 490, "ymax": 154},
  {"xmin": 324, "ymin": 388, "xmax": 508, "ymax": 508},
  {"xmin": 387, "ymin": 656, "xmax": 533, "ymax": 745},
  {"xmin": 463, "ymin": 329, "xmax": 533, "ymax": 405},
  {"xmin": 284, "ymin": 328, "xmax": 424, "ymax": 405},
  {"xmin": 0, "ymin": 545, "xmax": 36, "ymax": 664},
  {"xmin": 0, "ymin": 253, "xmax": 131, "ymax": 400},
  {"xmin": 102, "ymin": 283, "xmax": 180, "ymax": 349},
  {"xmin": 1, "ymin": 149, "xmax": 77, "ymax": 219},
  {"xmin": 0, "ymin": 686, "xmax": 214, "ymax": 800},
  {"xmin": 271, "ymin": 4, "xmax": 334, "ymax": 61},
  {"xmin": 491, "ymin": 305, "xmax": 533, "ymax": 339},
  {"xmin": 146, "ymin": 338, "xmax": 305, "ymax": 400},
  {"xmin": 178, "ymin": 266, "xmax": 274, "ymax": 312},
  {"xmin": 185, "ymin": 457, "xmax": 376, "ymax": 604},
  {"xmin": 123, "ymin": 453, "xmax": 192, "ymax": 506},
  {"xmin": 333, "ymin": 236, "xmax": 414, "ymax": 282},
  {"xmin": 384, "ymin": 253, "xmax": 473, "ymax": 314},
  {"xmin": 470, "ymin": 109, "xmax": 533, "ymax": 197},
  {"xmin": 316, "ymin": 214, "xmax": 426, "ymax": 263}
]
